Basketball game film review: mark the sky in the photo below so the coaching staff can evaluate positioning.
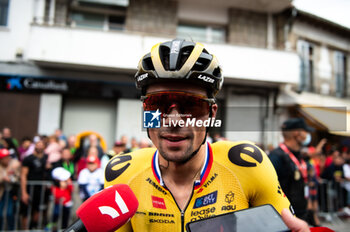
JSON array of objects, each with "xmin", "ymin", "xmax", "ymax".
[{"xmin": 293, "ymin": 0, "xmax": 350, "ymax": 29}]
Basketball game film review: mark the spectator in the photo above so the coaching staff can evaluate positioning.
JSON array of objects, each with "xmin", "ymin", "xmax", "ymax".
[
  {"xmin": 302, "ymin": 147, "xmax": 321, "ymax": 227},
  {"xmin": 76, "ymin": 146, "xmax": 100, "ymax": 178},
  {"xmin": 321, "ymin": 149, "xmax": 346, "ymax": 211},
  {"xmin": 77, "ymin": 155, "xmax": 104, "ymax": 202},
  {"xmin": 54, "ymin": 129, "xmax": 67, "ymax": 149},
  {"xmin": 20, "ymin": 140, "xmax": 50, "ymax": 230},
  {"xmin": 52, "ymin": 148, "xmax": 75, "ymax": 180},
  {"xmin": 120, "ymin": 135, "xmax": 131, "ymax": 153},
  {"xmin": 18, "ymin": 137, "xmax": 35, "ymax": 162},
  {"xmin": 269, "ymin": 118, "xmax": 314, "ymax": 221},
  {"xmin": 51, "ymin": 167, "xmax": 73, "ymax": 229},
  {"xmin": 130, "ymin": 137, "xmax": 139, "ymax": 152},
  {"xmin": 67, "ymin": 135, "xmax": 77, "ymax": 155},
  {"xmin": 111, "ymin": 141, "xmax": 127, "ymax": 155},
  {"xmin": 84, "ymin": 134, "xmax": 104, "ymax": 159},
  {"xmin": 139, "ymin": 138, "xmax": 151, "ymax": 149},
  {"xmin": 2, "ymin": 137, "xmax": 19, "ymax": 160},
  {"xmin": 0, "ymin": 148, "xmax": 21, "ymax": 230},
  {"xmin": 212, "ymin": 132, "xmax": 225, "ymax": 143},
  {"xmin": 343, "ymin": 149, "xmax": 350, "ymax": 215},
  {"xmin": 322, "ymin": 149, "xmax": 343, "ymax": 181},
  {"xmin": 2, "ymin": 127, "xmax": 19, "ymax": 148},
  {"xmin": 45, "ymin": 135, "xmax": 62, "ymax": 165}
]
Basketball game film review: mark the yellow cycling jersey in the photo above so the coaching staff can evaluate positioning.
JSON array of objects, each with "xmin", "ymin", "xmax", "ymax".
[{"xmin": 104, "ymin": 141, "xmax": 291, "ymax": 232}]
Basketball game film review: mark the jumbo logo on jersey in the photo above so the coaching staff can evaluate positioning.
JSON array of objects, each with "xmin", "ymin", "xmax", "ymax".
[
  {"xmin": 105, "ymin": 155, "xmax": 132, "ymax": 182},
  {"xmin": 228, "ymin": 144, "xmax": 263, "ymax": 167},
  {"xmin": 152, "ymin": 196, "xmax": 167, "ymax": 209},
  {"xmin": 194, "ymin": 191, "xmax": 217, "ymax": 209}
]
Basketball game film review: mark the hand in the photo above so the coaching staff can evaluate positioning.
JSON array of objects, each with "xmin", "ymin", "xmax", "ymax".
[
  {"xmin": 281, "ymin": 208, "xmax": 309, "ymax": 232},
  {"xmin": 3, "ymin": 175, "xmax": 10, "ymax": 182},
  {"xmin": 21, "ymin": 192, "xmax": 30, "ymax": 205}
]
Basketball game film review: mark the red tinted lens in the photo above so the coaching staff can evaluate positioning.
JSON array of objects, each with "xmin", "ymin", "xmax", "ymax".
[{"xmin": 143, "ymin": 92, "xmax": 210, "ymax": 118}]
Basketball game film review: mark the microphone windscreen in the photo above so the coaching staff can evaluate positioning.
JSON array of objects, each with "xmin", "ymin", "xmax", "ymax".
[{"xmin": 77, "ymin": 184, "xmax": 138, "ymax": 232}]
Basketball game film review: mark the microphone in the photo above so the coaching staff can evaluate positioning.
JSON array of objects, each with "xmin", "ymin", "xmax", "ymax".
[{"xmin": 65, "ymin": 184, "xmax": 138, "ymax": 232}]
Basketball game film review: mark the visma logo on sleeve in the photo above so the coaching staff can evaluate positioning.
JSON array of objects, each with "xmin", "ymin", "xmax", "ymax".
[
  {"xmin": 143, "ymin": 109, "xmax": 161, "ymax": 128},
  {"xmin": 193, "ymin": 191, "xmax": 218, "ymax": 209}
]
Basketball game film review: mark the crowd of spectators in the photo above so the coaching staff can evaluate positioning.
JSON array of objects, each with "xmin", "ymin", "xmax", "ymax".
[
  {"xmin": 0, "ymin": 126, "xmax": 349, "ymax": 230},
  {"xmin": 0, "ymin": 127, "xmax": 152, "ymax": 230}
]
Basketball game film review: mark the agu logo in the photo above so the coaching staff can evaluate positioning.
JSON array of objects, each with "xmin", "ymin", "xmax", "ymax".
[
  {"xmin": 225, "ymin": 191, "xmax": 234, "ymax": 204},
  {"xmin": 143, "ymin": 109, "xmax": 161, "ymax": 128}
]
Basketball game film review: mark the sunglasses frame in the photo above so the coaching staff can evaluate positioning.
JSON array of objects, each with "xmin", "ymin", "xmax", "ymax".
[
  {"xmin": 141, "ymin": 91, "xmax": 215, "ymax": 104},
  {"xmin": 141, "ymin": 91, "xmax": 216, "ymax": 118}
]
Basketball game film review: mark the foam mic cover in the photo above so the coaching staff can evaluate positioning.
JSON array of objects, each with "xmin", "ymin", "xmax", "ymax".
[{"xmin": 76, "ymin": 184, "xmax": 138, "ymax": 232}]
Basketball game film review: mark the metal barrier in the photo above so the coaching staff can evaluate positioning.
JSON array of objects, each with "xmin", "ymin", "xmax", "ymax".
[
  {"xmin": 318, "ymin": 179, "xmax": 348, "ymax": 223},
  {"xmin": 0, "ymin": 180, "xmax": 82, "ymax": 231},
  {"xmin": 0, "ymin": 179, "xmax": 349, "ymax": 231}
]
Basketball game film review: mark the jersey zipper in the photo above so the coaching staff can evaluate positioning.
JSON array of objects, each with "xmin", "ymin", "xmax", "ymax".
[
  {"xmin": 181, "ymin": 210, "xmax": 185, "ymax": 232},
  {"xmin": 164, "ymin": 183, "xmax": 195, "ymax": 232}
]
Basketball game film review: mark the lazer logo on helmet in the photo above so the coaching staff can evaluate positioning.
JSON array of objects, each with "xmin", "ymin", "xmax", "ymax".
[
  {"xmin": 137, "ymin": 73, "xmax": 148, "ymax": 82},
  {"xmin": 198, "ymin": 75, "xmax": 214, "ymax": 83}
]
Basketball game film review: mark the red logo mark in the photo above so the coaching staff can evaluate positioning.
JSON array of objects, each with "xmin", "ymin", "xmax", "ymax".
[{"xmin": 151, "ymin": 196, "xmax": 166, "ymax": 209}]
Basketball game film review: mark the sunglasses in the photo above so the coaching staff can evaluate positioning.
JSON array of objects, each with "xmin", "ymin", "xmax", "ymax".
[{"xmin": 141, "ymin": 91, "xmax": 215, "ymax": 118}]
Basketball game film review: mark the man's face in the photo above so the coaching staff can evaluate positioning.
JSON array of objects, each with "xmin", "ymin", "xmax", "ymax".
[
  {"xmin": 3, "ymin": 128, "xmax": 11, "ymax": 138},
  {"xmin": 35, "ymin": 140, "xmax": 45, "ymax": 154},
  {"xmin": 0, "ymin": 156, "xmax": 10, "ymax": 166},
  {"xmin": 294, "ymin": 129, "xmax": 308, "ymax": 146},
  {"xmin": 146, "ymin": 82, "xmax": 217, "ymax": 163},
  {"xmin": 62, "ymin": 149, "xmax": 72, "ymax": 160},
  {"xmin": 113, "ymin": 145, "xmax": 125, "ymax": 154},
  {"xmin": 87, "ymin": 162, "xmax": 98, "ymax": 172}
]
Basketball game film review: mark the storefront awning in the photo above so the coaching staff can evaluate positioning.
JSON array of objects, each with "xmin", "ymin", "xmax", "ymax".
[
  {"xmin": 299, "ymin": 105, "xmax": 350, "ymax": 136},
  {"xmin": 278, "ymin": 90, "xmax": 350, "ymax": 136}
]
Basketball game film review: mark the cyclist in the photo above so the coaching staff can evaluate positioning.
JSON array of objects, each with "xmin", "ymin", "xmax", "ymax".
[{"xmin": 104, "ymin": 39, "xmax": 309, "ymax": 232}]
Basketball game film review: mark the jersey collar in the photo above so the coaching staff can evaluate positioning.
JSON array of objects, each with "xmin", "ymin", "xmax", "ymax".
[{"xmin": 151, "ymin": 142, "xmax": 213, "ymax": 190}]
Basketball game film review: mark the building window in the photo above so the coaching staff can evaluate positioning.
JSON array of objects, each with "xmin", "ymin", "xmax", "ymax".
[
  {"xmin": 71, "ymin": 12, "xmax": 105, "ymax": 29},
  {"xmin": 297, "ymin": 40, "xmax": 314, "ymax": 92},
  {"xmin": 0, "ymin": 0, "xmax": 9, "ymax": 26},
  {"xmin": 177, "ymin": 23, "xmax": 226, "ymax": 43},
  {"xmin": 108, "ymin": 15, "xmax": 125, "ymax": 30},
  {"xmin": 70, "ymin": 0, "xmax": 127, "ymax": 30},
  {"xmin": 334, "ymin": 51, "xmax": 347, "ymax": 98}
]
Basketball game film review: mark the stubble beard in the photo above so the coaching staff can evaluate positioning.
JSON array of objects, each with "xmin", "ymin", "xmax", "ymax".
[{"xmin": 158, "ymin": 140, "xmax": 195, "ymax": 164}]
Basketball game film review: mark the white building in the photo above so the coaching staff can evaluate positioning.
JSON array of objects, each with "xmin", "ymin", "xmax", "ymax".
[{"xmin": 0, "ymin": 0, "xmax": 348, "ymax": 149}]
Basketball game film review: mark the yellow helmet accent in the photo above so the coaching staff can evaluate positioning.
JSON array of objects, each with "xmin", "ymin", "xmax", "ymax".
[{"xmin": 135, "ymin": 39, "xmax": 223, "ymax": 96}]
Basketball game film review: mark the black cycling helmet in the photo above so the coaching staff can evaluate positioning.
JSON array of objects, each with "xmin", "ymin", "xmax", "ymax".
[{"xmin": 135, "ymin": 38, "xmax": 224, "ymax": 97}]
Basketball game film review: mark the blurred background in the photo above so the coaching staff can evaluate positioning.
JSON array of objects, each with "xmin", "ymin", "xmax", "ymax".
[{"xmin": 0, "ymin": 0, "xmax": 349, "ymax": 231}]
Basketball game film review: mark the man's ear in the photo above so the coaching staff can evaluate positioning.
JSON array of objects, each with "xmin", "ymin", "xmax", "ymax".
[{"xmin": 211, "ymin": 104, "xmax": 218, "ymax": 118}]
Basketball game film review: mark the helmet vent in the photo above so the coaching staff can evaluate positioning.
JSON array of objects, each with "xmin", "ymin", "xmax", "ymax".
[
  {"xmin": 142, "ymin": 56, "xmax": 154, "ymax": 71},
  {"xmin": 159, "ymin": 45, "xmax": 170, "ymax": 70},
  {"xmin": 177, "ymin": 46, "xmax": 193, "ymax": 70},
  {"xmin": 193, "ymin": 57, "xmax": 211, "ymax": 71},
  {"xmin": 213, "ymin": 67, "xmax": 222, "ymax": 77}
]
